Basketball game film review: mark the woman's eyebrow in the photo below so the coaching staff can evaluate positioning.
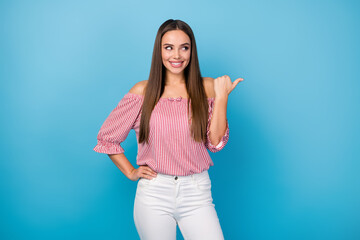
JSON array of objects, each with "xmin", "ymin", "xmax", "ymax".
[{"xmin": 163, "ymin": 43, "xmax": 190, "ymax": 46}]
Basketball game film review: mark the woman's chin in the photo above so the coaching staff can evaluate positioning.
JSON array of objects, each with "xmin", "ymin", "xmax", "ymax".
[{"xmin": 166, "ymin": 68, "xmax": 185, "ymax": 75}]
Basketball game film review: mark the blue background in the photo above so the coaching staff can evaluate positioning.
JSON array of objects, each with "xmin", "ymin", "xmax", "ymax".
[{"xmin": 1, "ymin": 0, "xmax": 359, "ymax": 239}]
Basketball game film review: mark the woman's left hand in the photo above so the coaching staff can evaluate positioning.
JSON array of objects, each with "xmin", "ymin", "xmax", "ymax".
[{"xmin": 214, "ymin": 75, "xmax": 244, "ymax": 98}]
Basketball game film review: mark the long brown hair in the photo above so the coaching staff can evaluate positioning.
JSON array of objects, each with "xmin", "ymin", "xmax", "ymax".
[{"xmin": 139, "ymin": 19, "xmax": 209, "ymax": 144}]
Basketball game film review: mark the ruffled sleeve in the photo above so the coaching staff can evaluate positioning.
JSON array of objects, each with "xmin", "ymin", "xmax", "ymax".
[
  {"xmin": 205, "ymin": 98, "xmax": 230, "ymax": 152},
  {"xmin": 93, "ymin": 92, "xmax": 143, "ymax": 154}
]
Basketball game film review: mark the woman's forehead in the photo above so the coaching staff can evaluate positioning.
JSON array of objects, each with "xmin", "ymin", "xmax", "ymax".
[{"xmin": 162, "ymin": 30, "xmax": 190, "ymax": 45}]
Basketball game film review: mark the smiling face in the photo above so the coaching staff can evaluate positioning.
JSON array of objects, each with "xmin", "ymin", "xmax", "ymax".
[{"xmin": 161, "ymin": 30, "xmax": 191, "ymax": 76}]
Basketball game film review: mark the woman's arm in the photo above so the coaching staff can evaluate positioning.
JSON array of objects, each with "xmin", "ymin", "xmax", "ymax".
[
  {"xmin": 207, "ymin": 75, "xmax": 243, "ymax": 146},
  {"xmin": 208, "ymin": 95, "xmax": 229, "ymax": 146},
  {"xmin": 108, "ymin": 153, "xmax": 157, "ymax": 181},
  {"xmin": 108, "ymin": 153, "xmax": 136, "ymax": 179}
]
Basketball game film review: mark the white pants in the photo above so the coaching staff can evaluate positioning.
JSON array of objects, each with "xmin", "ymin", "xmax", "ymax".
[{"xmin": 133, "ymin": 170, "xmax": 224, "ymax": 240}]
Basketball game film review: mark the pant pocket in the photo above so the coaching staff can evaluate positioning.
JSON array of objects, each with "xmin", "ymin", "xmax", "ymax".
[
  {"xmin": 138, "ymin": 177, "xmax": 157, "ymax": 189},
  {"xmin": 194, "ymin": 175, "xmax": 212, "ymax": 192}
]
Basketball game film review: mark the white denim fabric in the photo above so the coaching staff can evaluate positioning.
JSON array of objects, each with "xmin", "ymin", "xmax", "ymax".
[{"xmin": 133, "ymin": 170, "xmax": 224, "ymax": 240}]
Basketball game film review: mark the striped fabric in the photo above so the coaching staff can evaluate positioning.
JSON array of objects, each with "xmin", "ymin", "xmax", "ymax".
[{"xmin": 93, "ymin": 92, "xmax": 229, "ymax": 176}]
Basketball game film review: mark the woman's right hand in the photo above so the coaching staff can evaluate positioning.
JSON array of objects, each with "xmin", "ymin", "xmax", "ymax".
[{"xmin": 128, "ymin": 165, "xmax": 158, "ymax": 181}]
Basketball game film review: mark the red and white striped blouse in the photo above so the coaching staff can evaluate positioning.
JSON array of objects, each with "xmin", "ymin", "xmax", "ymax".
[{"xmin": 93, "ymin": 92, "xmax": 229, "ymax": 176}]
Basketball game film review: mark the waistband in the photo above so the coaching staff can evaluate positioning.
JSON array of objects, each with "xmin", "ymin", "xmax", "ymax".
[{"xmin": 155, "ymin": 170, "xmax": 209, "ymax": 182}]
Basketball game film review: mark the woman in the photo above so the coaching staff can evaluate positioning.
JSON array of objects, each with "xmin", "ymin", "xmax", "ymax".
[{"xmin": 94, "ymin": 19, "xmax": 243, "ymax": 240}]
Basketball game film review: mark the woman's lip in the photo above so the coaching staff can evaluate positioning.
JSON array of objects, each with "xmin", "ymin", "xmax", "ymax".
[{"xmin": 169, "ymin": 61, "xmax": 184, "ymax": 68}]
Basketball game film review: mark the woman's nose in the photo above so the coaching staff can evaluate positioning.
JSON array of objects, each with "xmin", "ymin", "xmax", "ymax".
[{"xmin": 174, "ymin": 49, "xmax": 180, "ymax": 58}]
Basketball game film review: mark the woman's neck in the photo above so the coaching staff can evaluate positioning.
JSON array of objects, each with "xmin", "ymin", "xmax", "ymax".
[{"xmin": 164, "ymin": 71, "xmax": 186, "ymax": 86}]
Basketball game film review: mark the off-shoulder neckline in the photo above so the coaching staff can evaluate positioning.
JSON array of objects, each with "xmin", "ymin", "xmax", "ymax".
[{"xmin": 125, "ymin": 92, "xmax": 215, "ymax": 101}]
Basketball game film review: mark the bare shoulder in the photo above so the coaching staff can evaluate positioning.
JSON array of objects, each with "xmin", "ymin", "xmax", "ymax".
[
  {"xmin": 129, "ymin": 80, "xmax": 148, "ymax": 96},
  {"xmin": 202, "ymin": 77, "xmax": 215, "ymax": 98}
]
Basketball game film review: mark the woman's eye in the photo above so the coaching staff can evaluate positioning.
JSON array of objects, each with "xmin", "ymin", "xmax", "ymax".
[{"xmin": 164, "ymin": 46, "xmax": 189, "ymax": 50}]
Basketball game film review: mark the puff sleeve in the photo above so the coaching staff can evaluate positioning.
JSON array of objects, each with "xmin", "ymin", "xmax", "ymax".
[
  {"xmin": 93, "ymin": 93, "xmax": 143, "ymax": 154},
  {"xmin": 205, "ymin": 98, "xmax": 230, "ymax": 152}
]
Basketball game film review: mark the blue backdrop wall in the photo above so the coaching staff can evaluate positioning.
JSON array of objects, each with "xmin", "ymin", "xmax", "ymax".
[{"xmin": 1, "ymin": 0, "xmax": 359, "ymax": 239}]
